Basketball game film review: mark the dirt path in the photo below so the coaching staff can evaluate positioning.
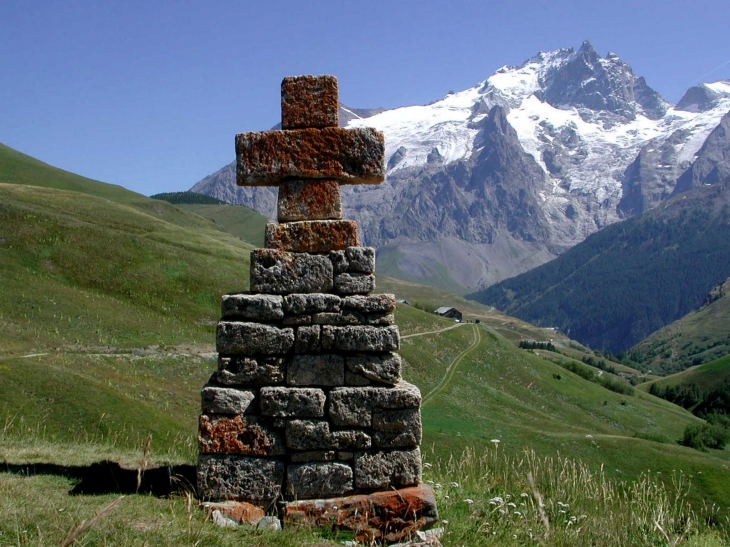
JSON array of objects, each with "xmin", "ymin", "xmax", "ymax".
[
  {"xmin": 422, "ymin": 323, "xmax": 482, "ymax": 406},
  {"xmin": 401, "ymin": 322, "xmax": 467, "ymax": 339}
]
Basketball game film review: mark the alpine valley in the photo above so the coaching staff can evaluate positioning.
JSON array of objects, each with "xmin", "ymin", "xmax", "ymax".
[{"xmin": 191, "ymin": 40, "xmax": 730, "ymax": 294}]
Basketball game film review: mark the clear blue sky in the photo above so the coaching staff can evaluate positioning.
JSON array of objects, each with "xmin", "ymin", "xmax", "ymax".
[{"xmin": 1, "ymin": 0, "xmax": 728, "ymax": 195}]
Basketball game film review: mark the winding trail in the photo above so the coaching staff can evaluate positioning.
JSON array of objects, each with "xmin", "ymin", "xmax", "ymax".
[
  {"xmin": 422, "ymin": 323, "xmax": 482, "ymax": 406},
  {"xmin": 401, "ymin": 322, "xmax": 467, "ymax": 339}
]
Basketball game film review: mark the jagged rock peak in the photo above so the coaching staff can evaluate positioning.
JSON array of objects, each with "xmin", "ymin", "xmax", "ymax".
[{"xmin": 677, "ymin": 81, "xmax": 730, "ymax": 113}]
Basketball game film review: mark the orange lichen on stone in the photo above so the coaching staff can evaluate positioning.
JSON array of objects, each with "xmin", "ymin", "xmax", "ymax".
[
  {"xmin": 278, "ymin": 179, "xmax": 342, "ymax": 222},
  {"xmin": 283, "ymin": 484, "xmax": 438, "ymax": 543},
  {"xmin": 236, "ymin": 127, "xmax": 385, "ymax": 186},
  {"xmin": 201, "ymin": 501, "xmax": 265, "ymax": 525},
  {"xmin": 281, "ymin": 75, "xmax": 339, "ymax": 130},
  {"xmin": 265, "ymin": 220, "xmax": 358, "ymax": 253},
  {"xmin": 198, "ymin": 415, "xmax": 285, "ymax": 456}
]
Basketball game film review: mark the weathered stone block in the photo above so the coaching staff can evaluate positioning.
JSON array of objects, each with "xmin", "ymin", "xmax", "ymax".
[
  {"xmin": 250, "ymin": 249, "xmax": 333, "ymax": 294},
  {"xmin": 373, "ymin": 409, "xmax": 422, "ymax": 448},
  {"xmin": 345, "ymin": 353, "xmax": 402, "ymax": 385},
  {"xmin": 312, "ymin": 311, "xmax": 363, "ymax": 325},
  {"xmin": 265, "ymin": 220, "xmax": 358, "ymax": 253},
  {"xmin": 345, "ymin": 247, "xmax": 375, "ymax": 273},
  {"xmin": 221, "ymin": 294, "xmax": 283, "ymax": 321},
  {"xmin": 321, "ymin": 325, "xmax": 399, "ymax": 352},
  {"xmin": 282, "ymin": 485, "xmax": 438, "ymax": 543},
  {"xmin": 278, "ymin": 179, "xmax": 341, "ymax": 222},
  {"xmin": 345, "ymin": 370, "xmax": 370, "ymax": 386},
  {"xmin": 287, "ymin": 462, "xmax": 353, "ymax": 499},
  {"xmin": 334, "ymin": 273, "xmax": 375, "ymax": 295},
  {"xmin": 294, "ymin": 325, "xmax": 321, "ymax": 353},
  {"xmin": 198, "ymin": 454, "xmax": 284, "ymax": 505},
  {"xmin": 216, "ymin": 322, "xmax": 294, "ymax": 355},
  {"xmin": 198, "ymin": 415, "xmax": 285, "ymax": 456},
  {"xmin": 284, "ymin": 293, "xmax": 340, "ymax": 315},
  {"xmin": 236, "ymin": 127, "xmax": 385, "ymax": 186},
  {"xmin": 342, "ymin": 294, "xmax": 396, "ymax": 314},
  {"xmin": 259, "ymin": 387, "xmax": 326, "ymax": 418},
  {"xmin": 283, "ymin": 315, "xmax": 312, "ymax": 325},
  {"xmin": 286, "ymin": 420, "xmax": 371, "ymax": 451},
  {"xmin": 363, "ymin": 314, "xmax": 395, "ymax": 326},
  {"xmin": 354, "ymin": 448, "xmax": 422, "ymax": 490},
  {"xmin": 216, "ymin": 356, "xmax": 285, "ymax": 385},
  {"xmin": 290, "ymin": 450, "xmax": 336, "ymax": 463},
  {"xmin": 281, "ymin": 75, "xmax": 338, "ymax": 130},
  {"xmin": 201, "ymin": 384, "xmax": 257, "ymax": 414},
  {"xmin": 287, "ymin": 354, "xmax": 344, "ymax": 386},
  {"xmin": 329, "ymin": 250, "xmax": 348, "ymax": 273},
  {"xmin": 329, "ymin": 381, "xmax": 421, "ymax": 427}
]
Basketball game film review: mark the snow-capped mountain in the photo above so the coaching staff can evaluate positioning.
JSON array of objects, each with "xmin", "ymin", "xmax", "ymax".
[{"xmin": 190, "ymin": 41, "xmax": 730, "ymax": 292}]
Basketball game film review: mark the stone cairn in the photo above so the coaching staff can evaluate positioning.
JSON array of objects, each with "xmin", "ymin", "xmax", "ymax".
[{"xmin": 196, "ymin": 76, "xmax": 437, "ymax": 542}]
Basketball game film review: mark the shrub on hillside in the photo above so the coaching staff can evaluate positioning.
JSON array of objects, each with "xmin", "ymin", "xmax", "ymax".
[{"xmin": 680, "ymin": 422, "xmax": 729, "ymax": 451}]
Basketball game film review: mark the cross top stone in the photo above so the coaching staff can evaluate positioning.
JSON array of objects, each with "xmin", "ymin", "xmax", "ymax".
[{"xmin": 235, "ymin": 76, "xmax": 385, "ymax": 249}]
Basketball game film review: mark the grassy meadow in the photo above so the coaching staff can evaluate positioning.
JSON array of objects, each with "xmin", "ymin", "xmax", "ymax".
[{"xmin": 1, "ymin": 143, "xmax": 730, "ymax": 545}]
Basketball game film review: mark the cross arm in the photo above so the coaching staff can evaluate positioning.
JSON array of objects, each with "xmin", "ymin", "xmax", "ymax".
[{"xmin": 236, "ymin": 127, "xmax": 385, "ymax": 187}]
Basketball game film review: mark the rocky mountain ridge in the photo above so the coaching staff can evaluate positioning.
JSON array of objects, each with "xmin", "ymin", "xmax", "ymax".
[{"xmin": 191, "ymin": 41, "xmax": 730, "ymax": 292}]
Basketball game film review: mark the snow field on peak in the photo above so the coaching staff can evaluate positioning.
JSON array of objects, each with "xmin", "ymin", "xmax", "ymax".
[
  {"xmin": 348, "ymin": 85, "xmax": 483, "ymax": 170},
  {"xmin": 348, "ymin": 51, "xmax": 729, "ymax": 204}
]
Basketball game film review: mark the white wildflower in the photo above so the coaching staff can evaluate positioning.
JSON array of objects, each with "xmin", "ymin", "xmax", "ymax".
[
  {"xmin": 423, "ymin": 462, "xmax": 432, "ymax": 468},
  {"xmin": 450, "ymin": 482, "xmax": 460, "ymax": 488},
  {"xmin": 463, "ymin": 499, "xmax": 474, "ymax": 504}
]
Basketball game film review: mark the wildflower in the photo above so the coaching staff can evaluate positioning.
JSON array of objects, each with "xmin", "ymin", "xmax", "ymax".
[
  {"xmin": 426, "ymin": 480, "xmax": 434, "ymax": 484},
  {"xmin": 489, "ymin": 497, "xmax": 503, "ymax": 505},
  {"xmin": 441, "ymin": 520, "xmax": 449, "ymax": 525},
  {"xmin": 444, "ymin": 495, "xmax": 450, "ymax": 500},
  {"xmin": 507, "ymin": 502, "xmax": 517, "ymax": 508},
  {"xmin": 450, "ymin": 481, "xmax": 460, "ymax": 488},
  {"xmin": 520, "ymin": 492, "xmax": 529, "ymax": 497},
  {"xmin": 490, "ymin": 439, "xmax": 501, "ymax": 445},
  {"xmin": 423, "ymin": 462, "xmax": 432, "ymax": 468},
  {"xmin": 463, "ymin": 499, "xmax": 474, "ymax": 504},
  {"xmin": 514, "ymin": 511, "xmax": 522, "ymax": 516},
  {"xmin": 434, "ymin": 483, "xmax": 442, "ymax": 489},
  {"xmin": 557, "ymin": 501, "xmax": 569, "ymax": 508}
]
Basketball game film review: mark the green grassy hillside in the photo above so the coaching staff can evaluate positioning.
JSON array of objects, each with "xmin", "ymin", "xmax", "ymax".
[
  {"xmin": 631, "ymin": 278, "xmax": 730, "ymax": 375},
  {"xmin": 2, "ymin": 144, "xmax": 730, "ymax": 544},
  {"xmin": 151, "ymin": 191, "xmax": 269, "ymax": 247},
  {"xmin": 470, "ymin": 181, "xmax": 730, "ymax": 354}
]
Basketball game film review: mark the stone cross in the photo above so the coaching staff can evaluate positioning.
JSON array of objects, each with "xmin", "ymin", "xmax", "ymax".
[
  {"xmin": 199, "ymin": 76, "xmax": 436, "ymax": 540},
  {"xmin": 235, "ymin": 76, "xmax": 385, "ymax": 252}
]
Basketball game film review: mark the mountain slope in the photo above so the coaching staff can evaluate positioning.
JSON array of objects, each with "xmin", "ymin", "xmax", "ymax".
[
  {"xmin": 3, "ymin": 146, "xmax": 730, "ymax": 520},
  {"xmin": 630, "ymin": 277, "xmax": 730, "ymax": 374},
  {"xmin": 468, "ymin": 181, "xmax": 730, "ymax": 354},
  {"xmin": 190, "ymin": 42, "xmax": 730, "ymax": 292}
]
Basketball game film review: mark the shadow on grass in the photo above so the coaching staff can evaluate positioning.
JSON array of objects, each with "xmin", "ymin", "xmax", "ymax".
[{"xmin": 1, "ymin": 461, "xmax": 197, "ymax": 496}]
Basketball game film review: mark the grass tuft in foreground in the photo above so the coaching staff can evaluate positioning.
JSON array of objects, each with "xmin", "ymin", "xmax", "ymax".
[{"xmin": 426, "ymin": 445, "xmax": 728, "ymax": 547}]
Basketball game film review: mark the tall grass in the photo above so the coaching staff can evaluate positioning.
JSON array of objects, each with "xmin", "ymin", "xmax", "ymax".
[{"xmin": 425, "ymin": 445, "xmax": 728, "ymax": 546}]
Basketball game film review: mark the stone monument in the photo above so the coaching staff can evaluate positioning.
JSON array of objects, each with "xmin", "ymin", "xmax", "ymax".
[{"xmin": 197, "ymin": 75, "xmax": 437, "ymax": 543}]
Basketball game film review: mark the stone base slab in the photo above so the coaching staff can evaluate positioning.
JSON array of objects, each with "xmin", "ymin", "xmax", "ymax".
[{"xmin": 282, "ymin": 484, "xmax": 438, "ymax": 544}]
